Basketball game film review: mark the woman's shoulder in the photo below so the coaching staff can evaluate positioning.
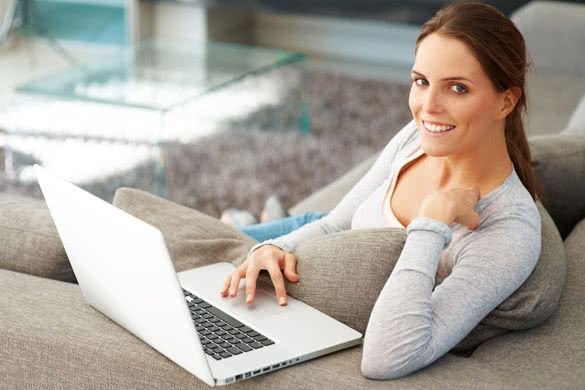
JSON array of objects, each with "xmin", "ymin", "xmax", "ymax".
[{"xmin": 478, "ymin": 168, "xmax": 541, "ymax": 227}]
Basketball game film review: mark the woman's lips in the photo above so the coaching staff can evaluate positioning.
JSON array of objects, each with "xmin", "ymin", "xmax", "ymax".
[{"xmin": 421, "ymin": 120, "xmax": 456, "ymax": 137}]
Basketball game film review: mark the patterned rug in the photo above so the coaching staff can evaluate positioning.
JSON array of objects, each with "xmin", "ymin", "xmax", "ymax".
[{"xmin": 0, "ymin": 70, "xmax": 412, "ymax": 218}]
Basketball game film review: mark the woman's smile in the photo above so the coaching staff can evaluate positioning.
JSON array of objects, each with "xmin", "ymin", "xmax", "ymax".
[{"xmin": 422, "ymin": 120, "xmax": 456, "ymax": 137}]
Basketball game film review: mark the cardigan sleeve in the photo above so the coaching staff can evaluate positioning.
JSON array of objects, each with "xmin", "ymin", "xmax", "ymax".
[{"xmin": 360, "ymin": 205, "xmax": 541, "ymax": 380}]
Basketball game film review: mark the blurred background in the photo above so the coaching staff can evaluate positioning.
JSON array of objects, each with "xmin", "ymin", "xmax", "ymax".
[{"xmin": 0, "ymin": 0, "xmax": 583, "ymax": 218}]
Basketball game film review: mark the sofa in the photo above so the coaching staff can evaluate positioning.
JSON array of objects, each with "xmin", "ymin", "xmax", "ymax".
[{"xmin": 2, "ymin": 1, "xmax": 585, "ymax": 389}]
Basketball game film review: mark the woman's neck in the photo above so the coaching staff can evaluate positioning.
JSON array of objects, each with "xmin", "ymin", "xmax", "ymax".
[{"xmin": 428, "ymin": 137, "xmax": 513, "ymax": 198}]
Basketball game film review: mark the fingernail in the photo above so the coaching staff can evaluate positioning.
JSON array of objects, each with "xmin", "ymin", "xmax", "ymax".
[
  {"xmin": 279, "ymin": 296, "xmax": 286, "ymax": 305},
  {"xmin": 247, "ymin": 294, "xmax": 252, "ymax": 303}
]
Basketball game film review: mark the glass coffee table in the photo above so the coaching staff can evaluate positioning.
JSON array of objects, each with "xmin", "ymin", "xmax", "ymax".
[{"xmin": 0, "ymin": 40, "xmax": 308, "ymax": 201}]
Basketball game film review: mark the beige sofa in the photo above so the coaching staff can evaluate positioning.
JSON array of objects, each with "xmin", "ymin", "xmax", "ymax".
[{"xmin": 1, "ymin": 1, "xmax": 585, "ymax": 388}]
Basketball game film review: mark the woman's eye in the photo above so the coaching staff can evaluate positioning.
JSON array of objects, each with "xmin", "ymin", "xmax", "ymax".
[
  {"xmin": 451, "ymin": 84, "xmax": 468, "ymax": 94},
  {"xmin": 414, "ymin": 78, "xmax": 428, "ymax": 86}
]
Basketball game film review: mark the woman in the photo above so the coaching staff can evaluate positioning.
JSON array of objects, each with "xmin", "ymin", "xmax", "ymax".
[{"xmin": 221, "ymin": 2, "xmax": 543, "ymax": 379}]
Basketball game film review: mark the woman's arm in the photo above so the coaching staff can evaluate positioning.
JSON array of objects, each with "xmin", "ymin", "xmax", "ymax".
[
  {"xmin": 360, "ymin": 206, "xmax": 541, "ymax": 380},
  {"xmin": 247, "ymin": 120, "xmax": 418, "ymax": 256}
]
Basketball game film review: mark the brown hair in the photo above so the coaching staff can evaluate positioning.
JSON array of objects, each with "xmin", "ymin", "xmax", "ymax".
[{"xmin": 415, "ymin": 1, "xmax": 544, "ymax": 201}]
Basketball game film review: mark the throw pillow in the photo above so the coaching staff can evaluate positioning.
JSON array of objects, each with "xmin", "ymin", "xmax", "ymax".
[
  {"xmin": 0, "ymin": 194, "xmax": 73, "ymax": 282},
  {"xmin": 256, "ymin": 227, "xmax": 407, "ymax": 334},
  {"xmin": 112, "ymin": 188, "xmax": 257, "ymax": 272},
  {"xmin": 529, "ymin": 135, "xmax": 585, "ymax": 238}
]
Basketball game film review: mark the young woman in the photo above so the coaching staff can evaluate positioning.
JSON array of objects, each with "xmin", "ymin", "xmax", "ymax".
[{"xmin": 220, "ymin": 2, "xmax": 543, "ymax": 379}]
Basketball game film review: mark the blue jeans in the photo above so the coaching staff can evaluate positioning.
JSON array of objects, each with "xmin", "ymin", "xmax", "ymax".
[{"xmin": 238, "ymin": 212, "xmax": 328, "ymax": 242}]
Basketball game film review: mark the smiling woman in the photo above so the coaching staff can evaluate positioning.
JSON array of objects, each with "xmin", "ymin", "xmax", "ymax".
[{"xmin": 217, "ymin": 1, "xmax": 545, "ymax": 380}]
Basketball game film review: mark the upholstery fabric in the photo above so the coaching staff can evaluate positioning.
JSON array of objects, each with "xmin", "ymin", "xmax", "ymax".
[
  {"xmin": 563, "ymin": 93, "xmax": 585, "ymax": 136},
  {"xmin": 0, "ymin": 194, "xmax": 72, "ymax": 282},
  {"xmin": 255, "ymin": 227, "xmax": 407, "ymax": 333},
  {"xmin": 530, "ymin": 135, "xmax": 585, "ymax": 238},
  {"xmin": 112, "ymin": 187, "xmax": 258, "ymax": 272}
]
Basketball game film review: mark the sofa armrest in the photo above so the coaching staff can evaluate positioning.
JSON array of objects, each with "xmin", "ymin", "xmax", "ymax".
[{"xmin": 511, "ymin": 1, "xmax": 585, "ymax": 77}]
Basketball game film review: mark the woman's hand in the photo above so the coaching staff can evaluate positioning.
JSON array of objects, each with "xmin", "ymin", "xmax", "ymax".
[
  {"xmin": 419, "ymin": 187, "xmax": 481, "ymax": 230},
  {"xmin": 220, "ymin": 244, "xmax": 300, "ymax": 306}
]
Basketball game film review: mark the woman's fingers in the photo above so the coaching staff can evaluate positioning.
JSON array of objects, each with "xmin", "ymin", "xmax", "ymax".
[
  {"xmin": 266, "ymin": 262, "xmax": 288, "ymax": 306},
  {"xmin": 226, "ymin": 264, "xmax": 247, "ymax": 298},
  {"xmin": 245, "ymin": 264, "xmax": 261, "ymax": 304},
  {"xmin": 457, "ymin": 211, "xmax": 480, "ymax": 230},
  {"xmin": 283, "ymin": 253, "xmax": 300, "ymax": 282},
  {"xmin": 220, "ymin": 275, "xmax": 231, "ymax": 296}
]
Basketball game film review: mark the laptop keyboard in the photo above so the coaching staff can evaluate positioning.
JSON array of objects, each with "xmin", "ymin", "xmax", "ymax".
[{"xmin": 182, "ymin": 288, "xmax": 275, "ymax": 361}]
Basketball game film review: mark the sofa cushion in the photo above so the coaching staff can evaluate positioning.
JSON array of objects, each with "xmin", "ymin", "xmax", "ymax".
[
  {"xmin": 0, "ymin": 193, "xmax": 73, "ymax": 282},
  {"xmin": 0, "ymin": 267, "xmax": 546, "ymax": 390},
  {"xmin": 562, "ymin": 92, "xmax": 585, "ymax": 136},
  {"xmin": 112, "ymin": 188, "xmax": 258, "ymax": 272},
  {"xmin": 257, "ymin": 227, "xmax": 408, "ymax": 333},
  {"xmin": 529, "ymin": 134, "xmax": 585, "ymax": 238}
]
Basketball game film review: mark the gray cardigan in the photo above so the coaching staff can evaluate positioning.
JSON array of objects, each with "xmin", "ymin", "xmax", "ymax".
[{"xmin": 251, "ymin": 120, "xmax": 542, "ymax": 379}]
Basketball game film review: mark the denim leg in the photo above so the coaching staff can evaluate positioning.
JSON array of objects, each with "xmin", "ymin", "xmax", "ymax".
[{"xmin": 238, "ymin": 211, "xmax": 328, "ymax": 242}]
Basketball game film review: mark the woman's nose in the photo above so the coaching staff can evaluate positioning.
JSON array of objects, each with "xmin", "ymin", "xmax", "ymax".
[{"xmin": 422, "ymin": 88, "xmax": 444, "ymax": 113}]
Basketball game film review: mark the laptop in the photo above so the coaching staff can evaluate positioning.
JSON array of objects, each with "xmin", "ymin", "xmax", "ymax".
[{"xmin": 34, "ymin": 165, "xmax": 362, "ymax": 386}]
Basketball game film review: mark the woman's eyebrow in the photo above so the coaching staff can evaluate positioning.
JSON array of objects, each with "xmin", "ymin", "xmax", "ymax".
[{"xmin": 411, "ymin": 70, "xmax": 473, "ymax": 83}]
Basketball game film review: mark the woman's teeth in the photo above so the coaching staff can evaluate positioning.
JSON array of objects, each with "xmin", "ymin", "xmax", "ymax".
[{"xmin": 423, "ymin": 121, "xmax": 455, "ymax": 132}]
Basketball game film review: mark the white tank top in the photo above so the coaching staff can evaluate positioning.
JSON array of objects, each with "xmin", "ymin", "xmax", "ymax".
[{"xmin": 351, "ymin": 146, "xmax": 425, "ymax": 230}]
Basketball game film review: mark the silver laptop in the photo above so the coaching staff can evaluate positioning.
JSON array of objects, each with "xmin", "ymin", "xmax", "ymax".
[{"xmin": 34, "ymin": 165, "xmax": 362, "ymax": 386}]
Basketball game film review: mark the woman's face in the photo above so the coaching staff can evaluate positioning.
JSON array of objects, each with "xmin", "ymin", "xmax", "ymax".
[{"xmin": 408, "ymin": 33, "xmax": 511, "ymax": 158}]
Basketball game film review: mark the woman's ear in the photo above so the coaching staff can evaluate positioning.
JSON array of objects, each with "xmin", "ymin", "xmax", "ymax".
[{"xmin": 496, "ymin": 87, "xmax": 521, "ymax": 119}]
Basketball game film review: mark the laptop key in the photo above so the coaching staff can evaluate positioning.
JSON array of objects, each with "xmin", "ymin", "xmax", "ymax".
[
  {"xmin": 208, "ymin": 317, "xmax": 221, "ymax": 323},
  {"xmin": 242, "ymin": 337, "xmax": 254, "ymax": 344},
  {"xmin": 198, "ymin": 302, "xmax": 212, "ymax": 309},
  {"xmin": 206, "ymin": 306, "xmax": 245, "ymax": 328},
  {"xmin": 228, "ymin": 329, "xmax": 240, "ymax": 335},
  {"xmin": 208, "ymin": 326, "xmax": 220, "ymax": 332},
  {"xmin": 211, "ymin": 355, "xmax": 222, "ymax": 360},
  {"xmin": 204, "ymin": 348, "xmax": 214, "ymax": 355},
  {"xmin": 248, "ymin": 331, "xmax": 260, "ymax": 337},
  {"xmin": 219, "ymin": 352, "xmax": 232, "ymax": 358},
  {"xmin": 254, "ymin": 335, "xmax": 267, "ymax": 341},
  {"xmin": 248, "ymin": 342, "xmax": 263, "ymax": 349},
  {"xmin": 235, "ymin": 333, "xmax": 247, "ymax": 339},
  {"xmin": 260, "ymin": 339, "xmax": 275, "ymax": 346},
  {"xmin": 240, "ymin": 326, "xmax": 253, "ymax": 333},
  {"xmin": 234, "ymin": 343, "xmax": 253, "ymax": 352},
  {"xmin": 226, "ymin": 346, "xmax": 242, "ymax": 355},
  {"xmin": 219, "ymin": 342, "xmax": 231, "ymax": 348}
]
